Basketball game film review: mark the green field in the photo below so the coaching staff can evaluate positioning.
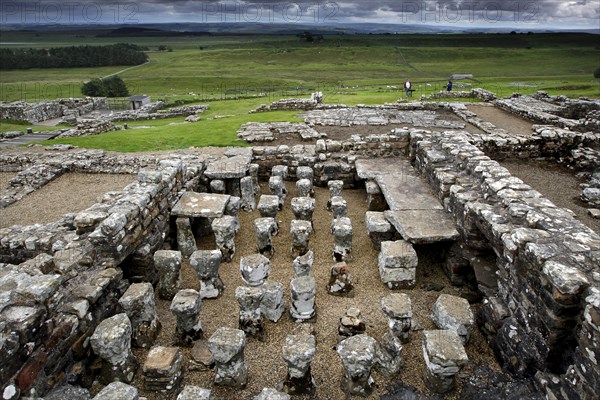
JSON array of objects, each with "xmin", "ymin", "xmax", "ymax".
[{"xmin": 1, "ymin": 31, "xmax": 599, "ymax": 151}]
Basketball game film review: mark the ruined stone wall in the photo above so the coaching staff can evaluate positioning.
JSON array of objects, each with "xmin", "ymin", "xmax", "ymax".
[
  {"xmin": 409, "ymin": 130, "xmax": 599, "ymax": 399},
  {"xmin": 0, "ymin": 156, "xmax": 204, "ymax": 398},
  {"xmin": 0, "ymin": 98, "xmax": 108, "ymax": 123}
]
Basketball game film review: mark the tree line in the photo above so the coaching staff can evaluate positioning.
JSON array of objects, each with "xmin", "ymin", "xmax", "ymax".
[{"xmin": 0, "ymin": 44, "xmax": 148, "ymax": 70}]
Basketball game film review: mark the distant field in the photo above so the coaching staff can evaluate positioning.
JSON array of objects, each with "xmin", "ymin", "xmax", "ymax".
[{"xmin": 1, "ymin": 32, "xmax": 599, "ymax": 102}]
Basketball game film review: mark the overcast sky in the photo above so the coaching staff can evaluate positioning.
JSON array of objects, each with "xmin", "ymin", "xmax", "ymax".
[{"xmin": 1, "ymin": 1, "xmax": 599, "ymax": 29}]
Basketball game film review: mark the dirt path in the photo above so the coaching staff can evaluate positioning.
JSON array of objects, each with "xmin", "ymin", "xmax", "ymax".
[
  {"xmin": 467, "ymin": 104, "xmax": 535, "ymax": 136},
  {"xmin": 0, "ymin": 173, "xmax": 135, "ymax": 228},
  {"xmin": 501, "ymin": 159, "xmax": 599, "ymax": 234},
  {"xmin": 0, "ymin": 172, "xmax": 15, "ymax": 190}
]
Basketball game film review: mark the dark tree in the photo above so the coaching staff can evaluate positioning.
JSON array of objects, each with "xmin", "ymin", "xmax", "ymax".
[
  {"xmin": 81, "ymin": 79, "xmax": 108, "ymax": 97},
  {"xmin": 594, "ymin": 67, "xmax": 600, "ymax": 79},
  {"xmin": 104, "ymin": 75, "xmax": 129, "ymax": 97}
]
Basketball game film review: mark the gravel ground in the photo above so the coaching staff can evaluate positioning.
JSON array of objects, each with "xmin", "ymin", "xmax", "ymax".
[
  {"xmin": 467, "ymin": 104, "xmax": 534, "ymax": 136},
  {"xmin": 131, "ymin": 182, "xmax": 500, "ymax": 400},
  {"xmin": 501, "ymin": 159, "xmax": 600, "ymax": 234},
  {"xmin": 0, "ymin": 173, "xmax": 135, "ymax": 228},
  {"xmin": 0, "ymin": 172, "xmax": 15, "ymax": 190}
]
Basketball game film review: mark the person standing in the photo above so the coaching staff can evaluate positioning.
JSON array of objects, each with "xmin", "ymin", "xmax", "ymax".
[
  {"xmin": 446, "ymin": 80, "xmax": 453, "ymax": 91},
  {"xmin": 404, "ymin": 79, "xmax": 412, "ymax": 97}
]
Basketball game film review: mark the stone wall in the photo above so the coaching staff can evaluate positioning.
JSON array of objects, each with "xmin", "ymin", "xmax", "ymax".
[
  {"xmin": 0, "ymin": 98, "xmax": 108, "ymax": 123},
  {"xmin": 250, "ymin": 92, "xmax": 323, "ymax": 113},
  {"xmin": 0, "ymin": 155, "xmax": 205, "ymax": 398},
  {"xmin": 409, "ymin": 129, "xmax": 599, "ymax": 398}
]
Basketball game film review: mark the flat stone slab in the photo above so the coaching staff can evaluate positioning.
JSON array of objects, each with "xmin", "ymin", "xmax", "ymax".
[
  {"xmin": 204, "ymin": 155, "xmax": 251, "ymax": 179},
  {"xmin": 172, "ymin": 192, "xmax": 231, "ymax": 218},
  {"xmin": 356, "ymin": 158, "xmax": 443, "ymax": 211},
  {"xmin": 385, "ymin": 210, "xmax": 459, "ymax": 244}
]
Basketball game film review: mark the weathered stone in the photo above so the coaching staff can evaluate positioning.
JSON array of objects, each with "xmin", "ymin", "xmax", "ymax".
[
  {"xmin": 385, "ymin": 210, "xmax": 459, "ymax": 244},
  {"xmin": 378, "ymin": 240, "xmax": 418, "ymax": 289},
  {"xmin": 269, "ymin": 175, "xmax": 286, "ymax": 208},
  {"xmin": 272, "ymin": 165, "xmax": 289, "ymax": 179},
  {"xmin": 327, "ymin": 180, "xmax": 344, "ymax": 209},
  {"xmin": 189, "ymin": 340, "xmax": 215, "ymax": 371},
  {"xmin": 328, "ymin": 262, "xmax": 354, "ymax": 297},
  {"xmin": 375, "ymin": 330, "xmax": 403, "ymax": 377},
  {"xmin": 171, "ymin": 192, "xmax": 230, "ymax": 218},
  {"xmin": 189, "ymin": 250, "xmax": 224, "ymax": 299},
  {"xmin": 290, "ymin": 276, "xmax": 316, "ymax": 321},
  {"xmin": 365, "ymin": 211, "xmax": 395, "ymax": 250},
  {"xmin": 381, "ymin": 293, "xmax": 412, "ymax": 343},
  {"xmin": 296, "ymin": 179, "xmax": 313, "ymax": 198},
  {"xmin": 258, "ymin": 195, "xmax": 280, "ymax": 218},
  {"xmin": 170, "ymin": 289, "xmax": 203, "ymax": 346},
  {"xmin": 332, "ymin": 217, "xmax": 352, "ymax": 261},
  {"xmin": 210, "ymin": 179, "xmax": 225, "ymax": 194},
  {"xmin": 259, "ymin": 280, "xmax": 285, "ymax": 322},
  {"xmin": 177, "ymin": 385, "xmax": 213, "ymax": 400},
  {"xmin": 293, "ymin": 250, "xmax": 314, "ymax": 277},
  {"xmin": 204, "ymin": 155, "xmax": 251, "ymax": 179},
  {"xmin": 236, "ymin": 286, "xmax": 265, "ymax": 340},
  {"xmin": 225, "ymin": 196, "xmax": 241, "ymax": 232},
  {"xmin": 422, "ymin": 330, "xmax": 468, "ymax": 394},
  {"xmin": 142, "ymin": 346, "xmax": 184, "ymax": 392},
  {"xmin": 291, "ymin": 197, "xmax": 315, "ymax": 222},
  {"xmin": 337, "ymin": 334, "xmax": 377, "ymax": 397},
  {"xmin": 281, "ymin": 332, "xmax": 316, "ymax": 395},
  {"xmin": 240, "ymin": 253, "xmax": 271, "ymax": 286},
  {"xmin": 338, "ymin": 307, "xmax": 366, "ymax": 339},
  {"xmin": 119, "ymin": 283, "xmax": 160, "ymax": 348},
  {"xmin": 291, "ymin": 220, "xmax": 313, "ymax": 257},
  {"xmin": 92, "ymin": 382, "xmax": 138, "ymax": 400},
  {"xmin": 240, "ymin": 176, "xmax": 256, "ymax": 211},
  {"xmin": 254, "ymin": 388, "xmax": 290, "ymax": 400},
  {"xmin": 154, "ymin": 250, "xmax": 182, "ymax": 300},
  {"xmin": 366, "ymin": 180, "xmax": 387, "ymax": 211},
  {"xmin": 330, "ymin": 196, "xmax": 348, "ymax": 220},
  {"xmin": 211, "ymin": 216, "xmax": 236, "ymax": 262},
  {"xmin": 296, "ymin": 166, "xmax": 314, "ymax": 181},
  {"xmin": 432, "ymin": 294, "xmax": 474, "ymax": 344},
  {"xmin": 175, "ymin": 217, "xmax": 196, "ymax": 258},
  {"xmin": 254, "ymin": 217, "xmax": 277, "ymax": 257},
  {"xmin": 208, "ymin": 327, "xmax": 248, "ymax": 388},
  {"xmin": 90, "ymin": 313, "xmax": 137, "ymax": 384}
]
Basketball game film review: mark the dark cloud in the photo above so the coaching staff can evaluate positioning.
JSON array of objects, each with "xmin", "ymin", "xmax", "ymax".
[{"xmin": 1, "ymin": 1, "xmax": 598, "ymax": 28}]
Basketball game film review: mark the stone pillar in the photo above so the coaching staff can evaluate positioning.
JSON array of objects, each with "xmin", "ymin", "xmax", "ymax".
[
  {"xmin": 296, "ymin": 179, "xmax": 313, "ymax": 198},
  {"xmin": 330, "ymin": 196, "xmax": 347, "ymax": 220},
  {"xmin": 375, "ymin": 331, "xmax": 403, "ymax": 378},
  {"xmin": 338, "ymin": 307, "xmax": 366, "ymax": 341},
  {"xmin": 90, "ymin": 313, "xmax": 138, "ymax": 384},
  {"xmin": 170, "ymin": 289, "xmax": 203, "ymax": 346},
  {"xmin": 189, "ymin": 250, "xmax": 224, "ymax": 299},
  {"xmin": 336, "ymin": 334, "xmax": 377, "ymax": 397},
  {"xmin": 272, "ymin": 165, "xmax": 288, "ymax": 179},
  {"xmin": 240, "ymin": 253, "xmax": 271, "ymax": 286},
  {"xmin": 176, "ymin": 217, "xmax": 197, "ymax": 258},
  {"xmin": 254, "ymin": 217, "xmax": 278, "ymax": 257},
  {"xmin": 269, "ymin": 175, "xmax": 286, "ymax": 209},
  {"xmin": 236, "ymin": 286, "xmax": 265, "ymax": 340},
  {"xmin": 225, "ymin": 196, "xmax": 241, "ymax": 233},
  {"xmin": 119, "ymin": 283, "xmax": 160, "ymax": 348},
  {"xmin": 293, "ymin": 250, "xmax": 314, "ymax": 278},
  {"xmin": 291, "ymin": 220, "xmax": 313, "ymax": 258},
  {"xmin": 240, "ymin": 176, "xmax": 256, "ymax": 211},
  {"xmin": 210, "ymin": 179, "xmax": 226, "ymax": 194},
  {"xmin": 291, "ymin": 197, "xmax": 315, "ymax": 223},
  {"xmin": 327, "ymin": 180, "xmax": 343, "ymax": 209},
  {"xmin": 142, "ymin": 346, "xmax": 184, "ymax": 392},
  {"xmin": 249, "ymin": 163, "xmax": 261, "ymax": 197},
  {"xmin": 365, "ymin": 212, "xmax": 395, "ymax": 250},
  {"xmin": 422, "ymin": 330, "xmax": 468, "ymax": 393},
  {"xmin": 296, "ymin": 166, "xmax": 314, "ymax": 182},
  {"xmin": 177, "ymin": 386, "xmax": 213, "ymax": 400},
  {"xmin": 281, "ymin": 332, "xmax": 316, "ymax": 395},
  {"xmin": 93, "ymin": 382, "xmax": 138, "ymax": 400},
  {"xmin": 258, "ymin": 195, "xmax": 279, "ymax": 219},
  {"xmin": 208, "ymin": 327, "xmax": 248, "ymax": 388},
  {"xmin": 211, "ymin": 216, "xmax": 236, "ymax": 262},
  {"xmin": 332, "ymin": 217, "xmax": 352, "ymax": 261},
  {"xmin": 259, "ymin": 280, "xmax": 285, "ymax": 322},
  {"xmin": 290, "ymin": 276, "xmax": 316, "ymax": 322},
  {"xmin": 154, "ymin": 250, "xmax": 182, "ymax": 300},
  {"xmin": 366, "ymin": 180, "xmax": 387, "ymax": 211},
  {"xmin": 378, "ymin": 240, "xmax": 418, "ymax": 289},
  {"xmin": 432, "ymin": 294, "xmax": 474, "ymax": 344},
  {"xmin": 381, "ymin": 293, "xmax": 412, "ymax": 343},
  {"xmin": 328, "ymin": 262, "xmax": 354, "ymax": 297}
]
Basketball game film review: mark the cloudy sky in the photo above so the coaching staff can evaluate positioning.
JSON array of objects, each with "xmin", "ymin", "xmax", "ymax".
[{"xmin": 1, "ymin": 1, "xmax": 599, "ymax": 29}]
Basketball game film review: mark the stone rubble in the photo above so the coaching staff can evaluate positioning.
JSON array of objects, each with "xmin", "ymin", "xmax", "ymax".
[
  {"xmin": 338, "ymin": 307, "xmax": 366, "ymax": 340},
  {"xmin": 327, "ymin": 262, "xmax": 354, "ymax": 297},
  {"xmin": 92, "ymin": 382, "xmax": 138, "ymax": 400},
  {"xmin": 142, "ymin": 345, "xmax": 184, "ymax": 392},
  {"xmin": 176, "ymin": 385, "xmax": 213, "ymax": 400}
]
